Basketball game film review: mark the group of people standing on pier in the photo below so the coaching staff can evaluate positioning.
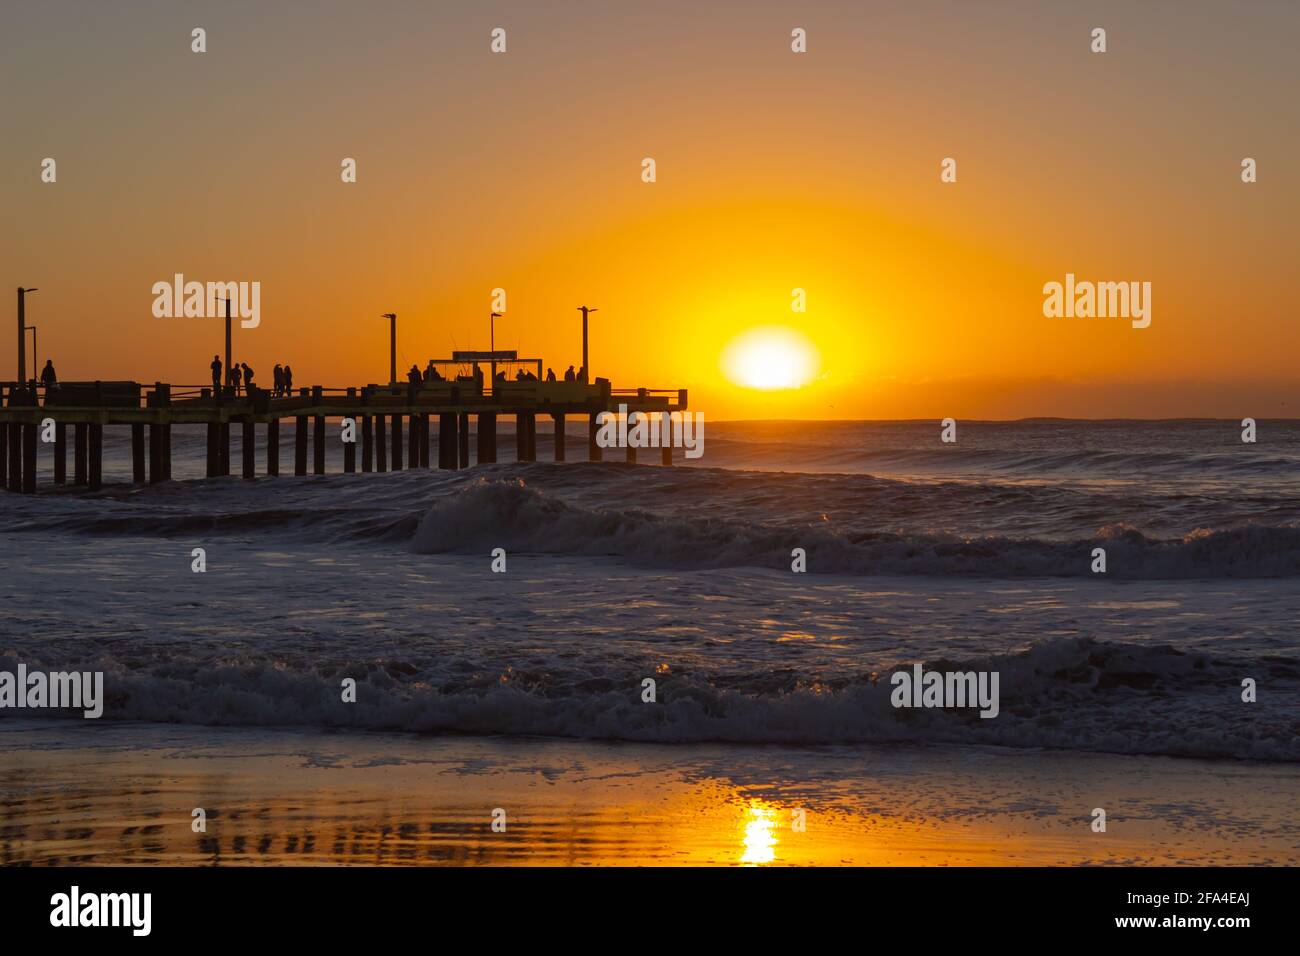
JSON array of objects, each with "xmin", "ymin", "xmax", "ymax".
[
  {"xmin": 410, "ymin": 360, "xmax": 449, "ymax": 384},
  {"xmin": 208, "ymin": 356, "xmax": 295, "ymax": 397},
  {"xmin": 404, "ymin": 361, "xmax": 588, "ymax": 389},
  {"xmin": 488, "ymin": 364, "xmax": 590, "ymax": 382},
  {"xmin": 201, "ymin": 354, "xmax": 592, "ymax": 400}
]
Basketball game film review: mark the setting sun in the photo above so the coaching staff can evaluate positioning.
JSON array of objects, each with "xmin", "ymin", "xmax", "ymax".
[{"xmin": 721, "ymin": 327, "xmax": 820, "ymax": 391}]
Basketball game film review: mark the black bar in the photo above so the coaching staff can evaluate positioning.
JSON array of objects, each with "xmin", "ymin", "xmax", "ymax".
[{"xmin": 0, "ymin": 866, "xmax": 1284, "ymax": 942}]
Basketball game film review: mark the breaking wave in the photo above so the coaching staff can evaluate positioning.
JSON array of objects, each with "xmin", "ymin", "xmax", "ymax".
[
  {"xmin": 3, "ymin": 638, "xmax": 1294, "ymax": 761},
  {"xmin": 412, "ymin": 478, "xmax": 1300, "ymax": 578}
]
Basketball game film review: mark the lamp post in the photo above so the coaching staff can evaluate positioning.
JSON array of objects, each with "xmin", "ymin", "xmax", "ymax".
[
  {"xmin": 26, "ymin": 326, "xmax": 37, "ymax": 383},
  {"xmin": 17, "ymin": 287, "xmax": 37, "ymax": 383},
  {"xmin": 490, "ymin": 311, "xmax": 503, "ymax": 383},
  {"xmin": 215, "ymin": 296, "xmax": 233, "ymax": 393},
  {"xmin": 577, "ymin": 305, "xmax": 598, "ymax": 383},
  {"xmin": 211, "ymin": 293, "xmax": 235, "ymax": 395},
  {"xmin": 380, "ymin": 313, "xmax": 397, "ymax": 385}
]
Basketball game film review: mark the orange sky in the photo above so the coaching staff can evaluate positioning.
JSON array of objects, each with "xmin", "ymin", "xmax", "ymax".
[{"xmin": 2, "ymin": 0, "xmax": 1297, "ymax": 419}]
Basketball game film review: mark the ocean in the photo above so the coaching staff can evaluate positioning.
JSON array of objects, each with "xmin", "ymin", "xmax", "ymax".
[{"xmin": 3, "ymin": 419, "xmax": 1296, "ymax": 762}]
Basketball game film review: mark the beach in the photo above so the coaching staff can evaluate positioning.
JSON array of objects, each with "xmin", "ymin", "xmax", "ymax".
[{"xmin": 3, "ymin": 721, "xmax": 1296, "ymax": 866}]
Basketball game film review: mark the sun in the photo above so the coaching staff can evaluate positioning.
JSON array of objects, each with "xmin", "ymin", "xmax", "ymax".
[{"xmin": 721, "ymin": 326, "xmax": 820, "ymax": 390}]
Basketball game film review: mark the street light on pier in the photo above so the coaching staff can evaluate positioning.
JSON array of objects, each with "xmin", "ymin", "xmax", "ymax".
[
  {"xmin": 212, "ymin": 296, "xmax": 236, "ymax": 396},
  {"xmin": 490, "ymin": 311, "xmax": 503, "ymax": 383},
  {"xmin": 16, "ymin": 287, "xmax": 38, "ymax": 384},
  {"xmin": 25, "ymin": 325, "xmax": 37, "ymax": 383},
  {"xmin": 577, "ymin": 305, "xmax": 598, "ymax": 383},
  {"xmin": 380, "ymin": 313, "xmax": 397, "ymax": 385}
]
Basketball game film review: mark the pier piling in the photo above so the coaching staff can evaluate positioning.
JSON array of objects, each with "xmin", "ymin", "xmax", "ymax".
[
  {"xmin": 22, "ymin": 423, "xmax": 36, "ymax": 493},
  {"xmin": 344, "ymin": 391, "xmax": 358, "ymax": 474},
  {"xmin": 458, "ymin": 413, "xmax": 469, "ymax": 468},
  {"xmin": 5, "ymin": 423, "xmax": 18, "ymax": 491},
  {"xmin": 243, "ymin": 419, "xmax": 256, "ymax": 479},
  {"xmin": 516, "ymin": 413, "xmax": 537, "ymax": 462},
  {"xmin": 74, "ymin": 423, "xmax": 88, "ymax": 485},
  {"xmin": 54, "ymin": 423, "xmax": 66, "ymax": 484},
  {"xmin": 361, "ymin": 416, "xmax": 373, "ymax": 472},
  {"xmin": 154, "ymin": 384, "xmax": 173, "ymax": 482},
  {"xmin": 294, "ymin": 416, "xmax": 308, "ymax": 476},
  {"xmin": 552, "ymin": 414, "xmax": 566, "ymax": 462},
  {"xmin": 588, "ymin": 413, "xmax": 602, "ymax": 462},
  {"xmin": 265, "ymin": 420, "xmax": 278, "ymax": 476},
  {"xmin": 148, "ymin": 424, "xmax": 163, "ymax": 483},
  {"xmin": 376, "ymin": 415, "xmax": 388, "ymax": 471},
  {"xmin": 477, "ymin": 413, "xmax": 496, "ymax": 464},
  {"xmin": 218, "ymin": 422, "xmax": 231, "ymax": 476},
  {"xmin": 438, "ymin": 413, "xmax": 457, "ymax": 469},
  {"xmin": 313, "ymin": 416, "xmax": 325, "ymax": 475},
  {"xmin": 88, "ymin": 424, "xmax": 102, "ymax": 490},
  {"xmin": 132, "ymin": 423, "xmax": 146, "ymax": 483},
  {"xmin": 392, "ymin": 415, "xmax": 403, "ymax": 470}
]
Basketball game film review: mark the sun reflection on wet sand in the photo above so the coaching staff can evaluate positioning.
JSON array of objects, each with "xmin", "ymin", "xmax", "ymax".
[
  {"xmin": 739, "ymin": 802, "xmax": 778, "ymax": 865},
  {"xmin": 1, "ymin": 724, "xmax": 1296, "ymax": 867}
]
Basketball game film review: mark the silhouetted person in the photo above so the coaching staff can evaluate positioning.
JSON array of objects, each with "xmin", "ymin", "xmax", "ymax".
[
  {"xmin": 473, "ymin": 364, "xmax": 484, "ymax": 390},
  {"xmin": 211, "ymin": 355, "xmax": 222, "ymax": 391},
  {"xmin": 40, "ymin": 360, "xmax": 57, "ymax": 390},
  {"xmin": 408, "ymin": 364, "xmax": 422, "ymax": 385},
  {"xmin": 577, "ymin": 365, "xmax": 587, "ymax": 383},
  {"xmin": 495, "ymin": 369, "xmax": 506, "ymax": 382},
  {"xmin": 515, "ymin": 368, "xmax": 526, "ymax": 381},
  {"xmin": 564, "ymin": 365, "xmax": 575, "ymax": 382},
  {"xmin": 273, "ymin": 364, "xmax": 284, "ymax": 396},
  {"xmin": 230, "ymin": 363, "xmax": 242, "ymax": 396},
  {"xmin": 284, "ymin": 365, "xmax": 294, "ymax": 394},
  {"xmin": 241, "ymin": 363, "xmax": 255, "ymax": 393}
]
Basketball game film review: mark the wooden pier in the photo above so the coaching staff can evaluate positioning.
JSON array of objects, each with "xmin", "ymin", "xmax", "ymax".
[{"xmin": 0, "ymin": 378, "xmax": 688, "ymax": 492}]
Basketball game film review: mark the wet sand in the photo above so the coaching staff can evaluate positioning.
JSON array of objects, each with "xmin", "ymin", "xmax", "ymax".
[{"xmin": 1, "ymin": 720, "xmax": 1295, "ymax": 866}]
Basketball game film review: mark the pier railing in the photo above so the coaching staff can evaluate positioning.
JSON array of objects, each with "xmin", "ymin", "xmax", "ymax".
[{"xmin": 2, "ymin": 380, "xmax": 687, "ymax": 415}]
